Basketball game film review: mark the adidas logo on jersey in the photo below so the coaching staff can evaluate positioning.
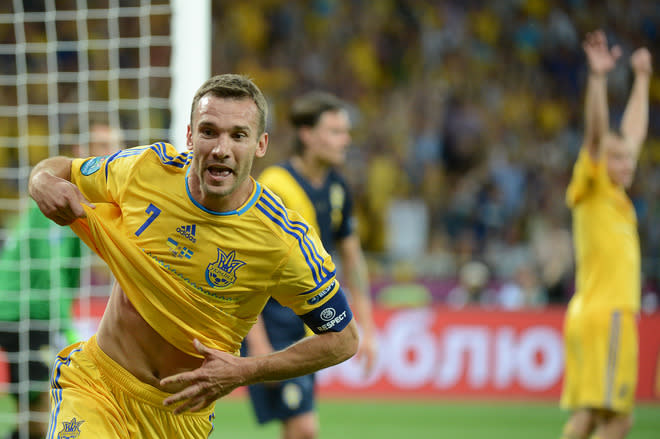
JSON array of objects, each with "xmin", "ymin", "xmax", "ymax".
[{"xmin": 176, "ymin": 224, "xmax": 197, "ymax": 243}]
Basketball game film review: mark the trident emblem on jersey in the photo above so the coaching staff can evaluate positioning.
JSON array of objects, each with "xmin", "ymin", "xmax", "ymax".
[
  {"xmin": 57, "ymin": 417, "xmax": 84, "ymax": 438},
  {"xmin": 205, "ymin": 248, "xmax": 246, "ymax": 289}
]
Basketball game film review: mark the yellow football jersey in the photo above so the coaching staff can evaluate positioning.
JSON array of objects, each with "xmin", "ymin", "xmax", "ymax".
[
  {"xmin": 69, "ymin": 143, "xmax": 349, "ymax": 358},
  {"xmin": 566, "ymin": 149, "xmax": 640, "ymax": 313},
  {"xmin": 259, "ymin": 165, "xmax": 319, "ymax": 233}
]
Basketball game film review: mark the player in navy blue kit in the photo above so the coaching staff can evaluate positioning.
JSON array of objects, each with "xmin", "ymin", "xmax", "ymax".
[{"xmin": 243, "ymin": 91, "xmax": 377, "ymax": 439}]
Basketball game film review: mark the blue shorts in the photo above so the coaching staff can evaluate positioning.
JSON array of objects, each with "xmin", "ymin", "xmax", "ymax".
[{"xmin": 246, "ymin": 374, "xmax": 315, "ymax": 424}]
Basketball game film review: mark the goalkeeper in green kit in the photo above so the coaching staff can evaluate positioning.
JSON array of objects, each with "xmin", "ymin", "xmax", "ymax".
[{"xmin": 0, "ymin": 123, "xmax": 122, "ymax": 439}]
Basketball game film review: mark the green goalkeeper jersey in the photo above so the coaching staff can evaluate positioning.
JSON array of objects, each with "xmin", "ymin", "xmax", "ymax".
[{"xmin": 0, "ymin": 201, "xmax": 82, "ymax": 324}]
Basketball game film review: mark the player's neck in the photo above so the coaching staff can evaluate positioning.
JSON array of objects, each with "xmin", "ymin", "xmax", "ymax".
[{"xmin": 291, "ymin": 155, "xmax": 330, "ymax": 188}]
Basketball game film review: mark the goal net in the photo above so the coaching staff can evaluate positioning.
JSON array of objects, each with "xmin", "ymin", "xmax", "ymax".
[{"xmin": 0, "ymin": 1, "xmax": 208, "ymax": 436}]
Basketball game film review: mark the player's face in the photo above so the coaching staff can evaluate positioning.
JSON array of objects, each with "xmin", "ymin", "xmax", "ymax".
[
  {"xmin": 604, "ymin": 134, "xmax": 635, "ymax": 188},
  {"xmin": 186, "ymin": 95, "xmax": 268, "ymax": 211},
  {"xmin": 303, "ymin": 109, "xmax": 351, "ymax": 167},
  {"xmin": 89, "ymin": 125, "xmax": 122, "ymax": 156},
  {"xmin": 73, "ymin": 124, "xmax": 122, "ymax": 158}
]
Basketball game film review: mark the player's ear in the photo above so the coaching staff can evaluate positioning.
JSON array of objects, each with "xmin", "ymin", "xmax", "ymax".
[
  {"xmin": 255, "ymin": 132, "xmax": 268, "ymax": 158},
  {"xmin": 186, "ymin": 124, "xmax": 193, "ymax": 150}
]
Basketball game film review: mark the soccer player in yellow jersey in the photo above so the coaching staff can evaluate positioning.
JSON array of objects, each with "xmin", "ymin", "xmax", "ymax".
[
  {"xmin": 28, "ymin": 74, "xmax": 359, "ymax": 438},
  {"xmin": 243, "ymin": 91, "xmax": 377, "ymax": 439},
  {"xmin": 560, "ymin": 30, "xmax": 652, "ymax": 439}
]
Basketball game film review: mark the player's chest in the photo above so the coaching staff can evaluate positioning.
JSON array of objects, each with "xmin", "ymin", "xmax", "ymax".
[
  {"xmin": 120, "ymin": 191, "xmax": 277, "ymax": 291},
  {"xmin": 308, "ymin": 183, "xmax": 345, "ymax": 225}
]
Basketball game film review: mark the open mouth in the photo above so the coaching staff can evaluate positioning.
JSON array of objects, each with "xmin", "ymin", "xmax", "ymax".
[{"xmin": 207, "ymin": 164, "xmax": 233, "ymax": 178}]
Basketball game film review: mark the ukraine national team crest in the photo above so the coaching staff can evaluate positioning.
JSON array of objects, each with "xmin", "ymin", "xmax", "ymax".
[
  {"xmin": 57, "ymin": 417, "xmax": 84, "ymax": 438},
  {"xmin": 205, "ymin": 248, "xmax": 245, "ymax": 289}
]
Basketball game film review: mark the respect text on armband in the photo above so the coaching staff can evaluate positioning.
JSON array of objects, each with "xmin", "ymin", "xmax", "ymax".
[
  {"xmin": 316, "ymin": 310, "xmax": 348, "ymax": 332},
  {"xmin": 300, "ymin": 287, "xmax": 353, "ymax": 333}
]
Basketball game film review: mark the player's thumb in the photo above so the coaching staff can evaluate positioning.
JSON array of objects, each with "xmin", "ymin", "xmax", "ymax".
[
  {"xmin": 193, "ymin": 338, "xmax": 212, "ymax": 356},
  {"xmin": 78, "ymin": 193, "xmax": 96, "ymax": 210},
  {"xmin": 68, "ymin": 192, "xmax": 94, "ymax": 219},
  {"xmin": 73, "ymin": 198, "xmax": 95, "ymax": 219}
]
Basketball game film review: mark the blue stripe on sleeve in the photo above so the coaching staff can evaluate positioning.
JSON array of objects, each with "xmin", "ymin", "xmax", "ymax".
[
  {"xmin": 260, "ymin": 190, "xmax": 330, "ymax": 276},
  {"xmin": 256, "ymin": 202, "xmax": 322, "ymax": 284},
  {"xmin": 257, "ymin": 194, "xmax": 331, "ymax": 282},
  {"xmin": 104, "ymin": 143, "xmax": 190, "ymax": 173}
]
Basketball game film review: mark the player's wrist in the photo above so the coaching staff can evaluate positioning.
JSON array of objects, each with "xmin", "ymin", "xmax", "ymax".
[
  {"xmin": 360, "ymin": 322, "xmax": 377, "ymax": 340},
  {"xmin": 239, "ymin": 355, "xmax": 264, "ymax": 387},
  {"xmin": 588, "ymin": 70, "xmax": 607, "ymax": 79},
  {"xmin": 633, "ymin": 71, "xmax": 652, "ymax": 81}
]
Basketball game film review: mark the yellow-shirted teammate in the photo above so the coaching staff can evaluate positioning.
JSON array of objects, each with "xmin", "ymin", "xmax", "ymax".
[
  {"xmin": 560, "ymin": 30, "xmax": 652, "ymax": 439},
  {"xmin": 28, "ymin": 74, "xmax": 359, "ymax": 438}
]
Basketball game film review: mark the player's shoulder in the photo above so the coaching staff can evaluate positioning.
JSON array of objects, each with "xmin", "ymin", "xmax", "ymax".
[
  {"xmin": 108, "ymin": 142, "xmax": 192, "ymax": 170},
  {"xmin": 258, "ymin": 162, "xmax": 292, "ymax": 183},
  {"xmin": 254, "ymin": 184, "xmax": 315, "ymax": 237}
]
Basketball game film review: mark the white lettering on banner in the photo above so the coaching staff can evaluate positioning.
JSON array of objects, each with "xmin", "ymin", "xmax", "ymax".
[
  {"xmin": 494, "ymin": 327, "xmax": 517, "ymax": 388},
  {"xmin": 494, "ymin": 326, "xmax": 563, "ymax": 390},
  {"xmin": 386, "ymin": 310, "xmax": 437, "ymax": 388},
  {"xmin": 318, "ymin": 310, "xmax": 564, "ymax": 392},
  {"xmin": 435, "ymin": 326, "xmax": 489, "ymax": 388},
  {"xmin": 517, "ymin": 327, "xmax": 563, "ymax": 389}
]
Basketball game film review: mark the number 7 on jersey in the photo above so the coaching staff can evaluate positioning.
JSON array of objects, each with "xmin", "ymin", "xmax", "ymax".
[{"xmin": 135, "ymin": 203, "xmax": 161, "ymax": 236}]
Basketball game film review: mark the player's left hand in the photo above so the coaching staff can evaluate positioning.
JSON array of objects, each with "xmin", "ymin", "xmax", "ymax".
[
  {"xmin": 160, "ymin": 339, "xmax": 246, "ymax": 414},
  {"xmin": 356, "ymin": 330, "xmax": 378, "ymax": 377},
  {"xmin": 631, "ymin": 47, "xmax": 652, "ymax": 76}
]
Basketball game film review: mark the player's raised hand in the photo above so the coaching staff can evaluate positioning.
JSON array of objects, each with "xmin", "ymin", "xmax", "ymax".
[
  {"xmin": 161, "ymin": 339, "xmax": 246, "ymax": 414},
  {"xmin": 630, "ymin": 47, "xmax": 652, "ymax": 77},
  {"xmin": 583, "ymin": 30, "xmax": 621, "ymax": 76}
]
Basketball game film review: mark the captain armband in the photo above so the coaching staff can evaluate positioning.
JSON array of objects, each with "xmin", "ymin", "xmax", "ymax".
[{"xmin": 300, "ymin": 287, "xmax": 353, "ymax": 334}]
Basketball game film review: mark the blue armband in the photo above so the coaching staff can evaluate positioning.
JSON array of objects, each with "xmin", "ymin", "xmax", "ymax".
[{"xmin": 300, "ymin": 287, "xmax": 353, "ymax": 334}]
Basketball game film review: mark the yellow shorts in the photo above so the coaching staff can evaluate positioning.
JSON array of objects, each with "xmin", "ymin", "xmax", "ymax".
[
  {"xmin": 560, "ymin": 308, "xmax": 638, "ymax": 413},
  {"xmin": 47, "ymin": 335, "xmax": 215, "ymax": 438}
]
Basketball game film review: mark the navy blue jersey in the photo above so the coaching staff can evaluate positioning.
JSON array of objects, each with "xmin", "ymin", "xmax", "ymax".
[{"xmin": 259, "ymin": 161, "xmax": 355, "ymax": 254}]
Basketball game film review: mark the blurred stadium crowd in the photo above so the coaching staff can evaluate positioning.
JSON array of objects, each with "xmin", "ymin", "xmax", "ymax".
[
  {"xmin": 2, "ymin": 0, "xmax": 660, "ymax": 309},
  {"xmin": 211, "ymin": 0, "xmax": 660, "ymax": 309}
]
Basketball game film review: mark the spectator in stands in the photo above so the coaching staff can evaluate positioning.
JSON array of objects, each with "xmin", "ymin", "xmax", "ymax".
[{"xmin": 446, "ymin": 260, "xmax": 496, "ymax": 308}]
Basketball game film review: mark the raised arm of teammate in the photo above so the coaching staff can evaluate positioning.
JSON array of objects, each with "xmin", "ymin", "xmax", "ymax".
[
  {"xmin": 581, "ymin": 30, "xmax": 621, "ymax": 159},
  {"xmin": 620, "ymin": 47, "xmax": 652, "ymax": 160}
]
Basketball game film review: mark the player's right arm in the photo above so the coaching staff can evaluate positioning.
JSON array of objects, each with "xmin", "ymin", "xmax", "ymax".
[
  {"xmin": 620, "ymin": 47, "xmax": 652, "ymax": 160},
  {"xmin": 28, "ymin": 156, "xmax": 94, "ymax": 226},
  {"xmin": 582, "ymin": 30, "xmax": 620, "ymax": 159}
]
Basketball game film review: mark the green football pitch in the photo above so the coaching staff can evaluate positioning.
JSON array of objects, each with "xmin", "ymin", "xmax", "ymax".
[
  {"xmin": 211, "ymin": 397, "xmax": 659, "ymax": 439},
  {"xmin": 3, "ymin": 394, "xmax": 658, "ymax": 438}
]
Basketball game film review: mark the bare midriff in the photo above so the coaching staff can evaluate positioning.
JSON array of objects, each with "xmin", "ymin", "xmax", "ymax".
[{"xmin": 96, "ymin": 283, "xmax": 203, "ymax": 393}]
